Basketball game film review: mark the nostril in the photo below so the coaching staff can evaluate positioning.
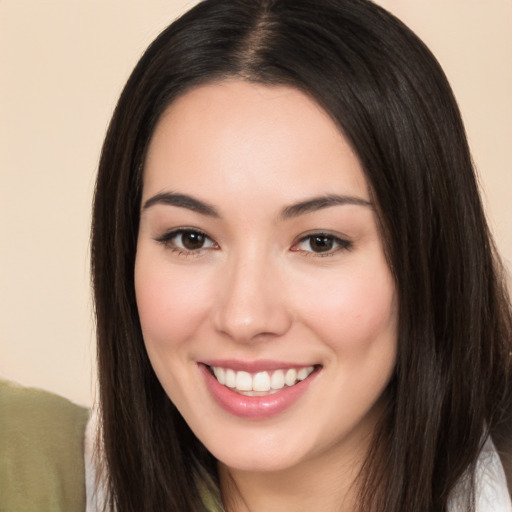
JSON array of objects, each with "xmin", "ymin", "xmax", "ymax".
[{"xmin": 212, "ymin": 298, "xmax": 293, "ymax": 343}]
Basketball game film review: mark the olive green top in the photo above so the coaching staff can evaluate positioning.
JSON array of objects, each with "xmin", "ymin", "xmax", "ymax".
[
  {"xmin": 0, "ymin": 379, "xmax": 89, "ymax": 512},
  {"xmin": 199, "ymin": 478, "xmax": 224, "ymax": 512}
]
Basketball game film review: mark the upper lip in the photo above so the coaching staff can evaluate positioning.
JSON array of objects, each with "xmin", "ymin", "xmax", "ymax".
[{"xmin": 200, "ymin": 359, "xmax": 319, "ymax": 372}]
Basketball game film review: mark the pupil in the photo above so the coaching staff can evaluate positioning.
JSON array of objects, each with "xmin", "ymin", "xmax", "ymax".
[
  {"xmin": 182, "ymin": 232, "xmax": 204, "ymax": 250},
  {"xmin": 311, "ymin": 236, "xmax": 333, "ymax": 252}
]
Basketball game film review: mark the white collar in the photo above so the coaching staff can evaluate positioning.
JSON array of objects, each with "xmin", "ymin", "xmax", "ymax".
[
  {"xmin": 449, "ymin": 436, "xmax": 512, "ymax": 512},
  {"xmin": 84, "ymin": 411, "xmax": 511, "ymax": 512}
]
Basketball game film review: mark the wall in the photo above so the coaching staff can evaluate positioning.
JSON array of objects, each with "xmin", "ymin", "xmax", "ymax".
[{"xmin": 0, "ymin": 0, "xmax": 510, "ymax": 406}]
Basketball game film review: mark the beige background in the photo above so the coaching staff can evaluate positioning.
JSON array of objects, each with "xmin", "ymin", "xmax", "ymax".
[{"xmin": 0, "ymin": 1, "xmax": 510, "ymax": 407}]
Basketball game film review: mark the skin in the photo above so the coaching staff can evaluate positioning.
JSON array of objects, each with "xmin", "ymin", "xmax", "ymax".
[{"xmin": 135, "ymin": 80, "xmax": 398, "ymax": 511}]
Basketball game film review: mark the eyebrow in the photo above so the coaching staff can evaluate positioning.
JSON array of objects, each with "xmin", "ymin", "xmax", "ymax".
[
  {"xmin": 142, "ymin": 192, "xmax": 220, "ymax": 217},
  {"xmin": 142, "ymin": 191, "xmax": 372, "ymax": 219},
  {"xmin": 280, "ymin": 194, "xmax": 372, "ymax": 219}
]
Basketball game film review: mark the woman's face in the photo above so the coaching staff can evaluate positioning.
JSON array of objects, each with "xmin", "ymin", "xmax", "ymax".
[{"xmin": 135, "ymin": 80, "xmax": 397, "ymax": 473}]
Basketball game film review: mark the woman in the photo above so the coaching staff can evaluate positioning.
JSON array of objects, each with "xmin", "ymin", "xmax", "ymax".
[{"xmin": 89, "ymin": 0, "xmax": 512, "ymax": 510}]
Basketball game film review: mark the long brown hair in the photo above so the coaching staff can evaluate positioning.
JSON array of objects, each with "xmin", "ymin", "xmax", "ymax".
[{"xmin": 91, "ymin": 0, "xmax": 512, "ymax": 510}]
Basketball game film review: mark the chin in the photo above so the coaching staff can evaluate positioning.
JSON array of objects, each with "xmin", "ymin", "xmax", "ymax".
[
  {"xmin": 217, "ymin": 450, "xmax": 303, "ymax": 474},
  {"xmin": 202, "ymin": 428, "xmax": 312, "ymax": 474}
]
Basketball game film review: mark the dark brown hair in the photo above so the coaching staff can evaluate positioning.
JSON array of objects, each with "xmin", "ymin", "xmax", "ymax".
[{"xmin": 91, "ymin": 0, "xmax": 512, "ymax": 510}]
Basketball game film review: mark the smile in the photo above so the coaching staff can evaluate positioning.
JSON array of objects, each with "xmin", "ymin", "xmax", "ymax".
[
  {"xmin": 210, "ymin": 366, "xmax": 315, "ymax": 395},
  {"xmin": 200, "ymin": 362, "xmax": 321, "ymax": 419}
]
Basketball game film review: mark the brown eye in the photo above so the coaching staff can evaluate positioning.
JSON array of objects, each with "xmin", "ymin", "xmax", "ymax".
[
  {"xmin": 309, "ymin": 235, "xmax": 334, "ymax": 253},
  {"xmin": 291, "ymin": 233, "xmax": 352, "ymax": 255},
  {"xmin": 181, "ymin": 231, "xmax": 206, "ymax": 250},
  {"xmin": 156, "ymin": 228, "xmax": 217, "ymax": 253}
]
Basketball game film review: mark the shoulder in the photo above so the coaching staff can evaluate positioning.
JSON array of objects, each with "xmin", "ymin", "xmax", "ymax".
[
  {"xmin": 449, "ymin": 436, "xmax": 512, "ymax": 512},
  {"xmin": 0, "ymin": 379, "xmax": 89, "ymax": 512},
  {"xmin": 84, "ymin": 407, "xmax": 224, "ymax": 512}
]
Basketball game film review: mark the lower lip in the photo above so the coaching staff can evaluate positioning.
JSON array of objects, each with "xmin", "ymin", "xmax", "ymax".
[{"xmin": 199, "ymin": 364, "xmax": 318, "ymax": 419}]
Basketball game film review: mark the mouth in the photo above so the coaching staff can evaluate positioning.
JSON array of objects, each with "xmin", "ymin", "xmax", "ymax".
[
  {"xmin": 207, "ymin": 365, "xmax": 316, "ymax": 396},
  {"xmin": 199, "ymin": 362, "xmax": 321, "ymax": 419}
]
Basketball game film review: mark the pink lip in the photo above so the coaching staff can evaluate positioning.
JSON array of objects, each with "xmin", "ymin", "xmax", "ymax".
[
  {"xmin": 201, "ymin": 359, "xmax": 313, "ymax": 372},
  {"xmin": 199, "ymin": 363, "xmax": 319, "ymax": 419}
]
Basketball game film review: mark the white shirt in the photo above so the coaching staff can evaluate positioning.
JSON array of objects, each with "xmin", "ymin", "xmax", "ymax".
[
  {"xmin": 449, "ymin": 436, "xmax": 512, "ymax": 512},
  {"xmin": 85, "ymin": 412, "xmax": 511, "ymax": 512}
]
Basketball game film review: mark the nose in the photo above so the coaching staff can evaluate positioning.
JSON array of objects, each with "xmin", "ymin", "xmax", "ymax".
[{"xmin": 212, "ymin": 252, "xmax": 292, "ymax": 343}]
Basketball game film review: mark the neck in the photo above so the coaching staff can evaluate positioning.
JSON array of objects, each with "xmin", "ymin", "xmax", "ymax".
[{"xmin": 218, "ymin": 429, "xmax": 372, "ymax": 512}]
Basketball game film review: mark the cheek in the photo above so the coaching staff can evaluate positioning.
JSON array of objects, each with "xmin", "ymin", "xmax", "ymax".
[
  {"xmin": 134, "ymin": 253, "xmax": 214, "ymax": 348},
  {"xmin": 294, "ymin": 259, "xmax": 397, "ymax": 352}
]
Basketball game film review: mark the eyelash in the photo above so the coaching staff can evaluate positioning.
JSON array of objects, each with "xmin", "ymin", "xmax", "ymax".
[
  {"xmin": 291, "ymin": 232, "xmax": 352, "ymax": 257},
  {"xmin": 155, "ymin": 228, "xmax": 218, "ymax": 256},
  {"xmin": 155, "ymin": 229, "xmax": 352, "ymax": 257}
]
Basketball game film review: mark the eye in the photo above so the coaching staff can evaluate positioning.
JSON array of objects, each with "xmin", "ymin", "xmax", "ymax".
[
  {"xmin": 156, "ymin": 228, "xmax": 218, "ymax": 253},
  {"xmin": 291, "ymin": 233, "xmax": 351, "ymax": 255}
]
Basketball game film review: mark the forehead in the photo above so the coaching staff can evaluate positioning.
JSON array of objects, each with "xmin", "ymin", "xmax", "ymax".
[{"xmin": 143, "ymin": 80, "xmax": 369, "ymax": 202}]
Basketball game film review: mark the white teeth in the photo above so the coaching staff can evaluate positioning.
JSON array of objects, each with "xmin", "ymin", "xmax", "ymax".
[
  {"xmin": 210, "ymin": 365, "xmax": 315, "ymax": 393},
  {"xmin": 297, "ymin": 367, "xmax": 309, "ymax": 381},
  {"xmin": 285, "ymin": 368, "xmax": 297, "ymax": 386},
  {"xmin": 253, "ymin": 371, "xmax": 271, "ymax": 392},
  {"xmin": 235, "ymin": 371, "xmax": 252, "ymax": 391},
  {"xmin": 270, "ymin": 369, "xmax": 285, "ymax": 390},
  {"xmin": 213, "ymin": 367, "xmax": 225, "ymax": 385},
  {"xmin": 225, "ymin": 369, "xmax": 236, "ymax": 388}
]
